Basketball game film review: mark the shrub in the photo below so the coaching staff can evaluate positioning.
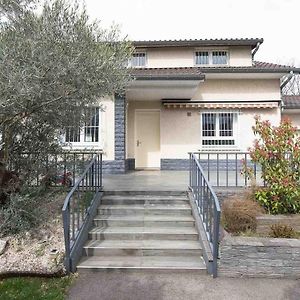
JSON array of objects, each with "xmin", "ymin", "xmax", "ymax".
[
  {"xmin": 0, "ymin": 193, "xmax": 40, "ymax": 237},
  {"xmin": 243, "ymin": 117, "xmax": 300, "ymax": 214},
  {"xmin": 222, "ymin": 196, "xmax": 263, "ymax": 234},
  {"xmin": 269, "ymin": 223, "xmax": 296, "ymax": 238}
]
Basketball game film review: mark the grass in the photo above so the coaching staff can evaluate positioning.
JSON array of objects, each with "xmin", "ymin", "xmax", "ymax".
[{"xmin": 0, "ymin": 276, "xmax": 74, "ymax": 300}]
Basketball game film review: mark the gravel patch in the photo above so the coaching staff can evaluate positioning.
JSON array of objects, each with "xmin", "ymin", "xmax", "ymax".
[{"xmin": 0, "ymin": 190, "xmax": 66, "ymax": 275}]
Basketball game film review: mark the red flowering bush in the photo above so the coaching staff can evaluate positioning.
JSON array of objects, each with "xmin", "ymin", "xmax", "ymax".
[{"xmin": 245, "ymin": 116, "xmax": 300, "ymax": 214}]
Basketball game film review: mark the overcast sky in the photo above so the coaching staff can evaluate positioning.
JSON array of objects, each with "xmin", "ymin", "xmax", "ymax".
[{"xmin": 85, "ymin": 0, "xmax": 300, "ymax": 67}]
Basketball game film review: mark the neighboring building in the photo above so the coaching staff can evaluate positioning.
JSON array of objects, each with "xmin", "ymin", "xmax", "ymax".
[
  {"xmin": 282, "ymin": 95, "xmax": 300, "ymax": 133},
  {"xmin": 64, "ymin": 38, "xmax": 300, "ymax": 173}
]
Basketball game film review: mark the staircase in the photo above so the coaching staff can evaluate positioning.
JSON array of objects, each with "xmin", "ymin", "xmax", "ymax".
[{"xmin": 77, "ymin": 191, "xmax": 206, "ymax": 272}]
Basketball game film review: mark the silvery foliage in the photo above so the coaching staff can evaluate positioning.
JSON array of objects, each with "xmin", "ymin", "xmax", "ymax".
[{"xmin": 0, "ymin": 0, "xmax": 132, "ymax": 176}]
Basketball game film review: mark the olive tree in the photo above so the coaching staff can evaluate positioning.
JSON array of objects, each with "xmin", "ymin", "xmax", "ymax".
[{"xmin": 0, "ymin": 0, "xmax": 132, "ymax": 175}]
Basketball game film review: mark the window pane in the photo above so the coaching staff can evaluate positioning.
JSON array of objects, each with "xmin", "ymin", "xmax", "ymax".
[
  {"xmin": 212, "ymin": 51, "xmax": 227, "ymax": 65},
  {"xmin": 219, "ymin": 113, "xmax": 233, "ymax": 136},
  {"xmin": 202, "ymin": 113, "xmax": 216, "ymax": 137},
  {"xmin": 195, "ymin": 51, "xmax": 209, "ymax": 65},
  {"xmin": 131, "ymin": 53, "xmax": 146, "ymax": 67},
  {"xmin": 65, "ymin": 127, "xmax": 80, "ymax": 142},
  {"xmin": 84, "ymin": 107, "xmax": 100, "ymax": 142}
]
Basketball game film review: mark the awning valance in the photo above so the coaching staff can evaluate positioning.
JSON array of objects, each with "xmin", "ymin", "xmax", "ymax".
[{"xmin": 163, "ymin": 101, "xmax": 279, "ymax": 109}]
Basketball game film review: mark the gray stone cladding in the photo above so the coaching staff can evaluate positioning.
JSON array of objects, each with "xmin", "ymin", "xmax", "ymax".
[
  {"xmin": 219, "ymin": 233, "xmax": 300, "ymax": 278},
  {"xmin": 103, "ymin": 94, "xmax": 126, "ymax": 174}
]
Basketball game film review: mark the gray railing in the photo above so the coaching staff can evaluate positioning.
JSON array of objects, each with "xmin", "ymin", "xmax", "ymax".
[
  {"xmin": 9, "ymin": 151, "xmax": 100, "ymax": 187},
  {"xmin": 195, "ymin": 151, "xmax": 262, "ymax": 187},
  {"xmin": 62, "ymin": 153, "xmax": 103, "ymax": 272},
  {"xmin": 189, "ymin": 153, "xmax": 221, "ymax": 277}
]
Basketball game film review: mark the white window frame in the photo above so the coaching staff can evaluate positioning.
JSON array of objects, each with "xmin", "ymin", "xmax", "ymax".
[
  {"xmin": 200, "ymin": 111, "xmax": 238, "ymax": 150},
  {"xmin": 130, "ymin": 51, "xmax": 147, "ymax": 68},
  {"xmin": 64, "ymin": 107, "xmax": 102, "ymax": 149},
  {"xmin": 194, "ymin": 49, "xmax": 229, "ymax": 66}
]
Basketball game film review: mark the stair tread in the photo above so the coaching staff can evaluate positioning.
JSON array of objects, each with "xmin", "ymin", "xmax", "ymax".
[
  {"xmin": 89, "ymin": 226, "xmax": 198, "ymax": 234},
  {"xmin": 84, "ymin": 239, "xmax": 202, "ymax": 250},
  {"xmin": 94, "ymin": 215, "xmax": 194, "ymax": 221},
  {"xmin": 77, "ymin": 255, "xmax": 206, "ymax": 269},
  {"xmin": 99, "ymin": 204, "xmax": 191, "ymax": 209},
  {"xmin": 102, "ymin": 195, "xmax": 188, "ymax": 200}
]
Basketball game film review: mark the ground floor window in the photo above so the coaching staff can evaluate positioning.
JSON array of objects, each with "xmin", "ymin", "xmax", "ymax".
[
  {"xmin": 201, "ymin": 111, "xmax": 238, "ymax": 147},
  {"xmin": 65, "ymin": 107, "xmax": 100, "ymax": 146}
]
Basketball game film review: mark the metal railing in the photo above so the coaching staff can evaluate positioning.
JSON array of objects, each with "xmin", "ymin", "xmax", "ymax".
[
  {"xmin": 62, "ymin": 153, "xmax": 103, "ymax": 272},
  {"xmin": 8, "ymin": 151, "xmax": 100, "ymax": 187},
  {"xmin": 195, "ymin": 152, "xmax": 262, "ymax": 187},
  {"xmin": 189, "ymin": 153, "xmax": 221, "ymax": 278}
]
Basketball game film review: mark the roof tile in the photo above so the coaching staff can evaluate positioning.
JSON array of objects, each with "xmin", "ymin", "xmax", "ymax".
[{"xmin": 282, "ymin": 95, "xmax": 300, "ymax": 109}]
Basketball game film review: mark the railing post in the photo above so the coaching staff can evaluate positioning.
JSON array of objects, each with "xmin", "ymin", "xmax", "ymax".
[
  {"xmin": 62, "ymin": 204, "xmax": 71, "ymax": 273},
  {"xmin": 212, "ymin": 209, "xmax": 221, "ymax": 278}
]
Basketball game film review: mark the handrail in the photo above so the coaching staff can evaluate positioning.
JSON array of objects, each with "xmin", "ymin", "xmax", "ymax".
[
  {"xmin": 62, "ymin": 153, "xmax": 103, "ymax": 272},
  {"xmin": 189, "ymin": 152, "xmax": 221, "ymax": 278}
]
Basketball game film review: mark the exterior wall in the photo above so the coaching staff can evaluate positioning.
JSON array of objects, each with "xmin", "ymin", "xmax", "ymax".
[
  {"xmin": 145, "ymin": 46, "xmax": 252, "ymax": 68},
  {"xmin": 219, "ymin": 234, "xmax": 300, "ymax": 278},
  {"xmin": 101, "ymin": 97, "xmax": 115, "ymax": 161},
  {"xmin": 238, "ymin": 108, "xmax": 281, "ymax": 151},
  {"xmin": 193, "ymin": 79, "xmax": 281, "ymax": 101},
  {"xmin": 126, "ymin": 101, "xmax": 281, "ymax": 168}
]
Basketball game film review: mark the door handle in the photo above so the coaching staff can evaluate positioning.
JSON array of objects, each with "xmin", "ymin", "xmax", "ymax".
[{"xmin": 137, "ymin": 140, "xmax": 142, "ymax": 147}]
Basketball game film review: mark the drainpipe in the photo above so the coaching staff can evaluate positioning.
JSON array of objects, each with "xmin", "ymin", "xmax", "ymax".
[
  {"xmin": 280, "ymin": 71, "xmax": 294, "ymax": 90},
  {"xmin": 251, "ymin": 42, "xmax": 261, "ymax": 60},
  {"xmin": 280, "ymin": 71, "xmax": 294, "ymax": 113}
]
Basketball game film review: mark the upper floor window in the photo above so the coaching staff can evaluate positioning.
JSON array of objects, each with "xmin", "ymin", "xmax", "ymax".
[
  {"xmin": 212, "ymin": 51, "xmax": 227, "ymax": 65},
  {"xmin": 201, "ymin": 112, "xmax": 237, "ymax": 147},
  {"xmin": 195, "ymin": 51, "xmax": 209, "ymax": 65},
  {"xmin": 195, "ymin": 50, "xmax": 228, "ymax": 66},
  {"xmin": 65, "ymin": 107, "xmax": 100, "ymax": 145},
  {"xmin": 131, "ymin": 52, "xmax": 146, "ymax": 67}
]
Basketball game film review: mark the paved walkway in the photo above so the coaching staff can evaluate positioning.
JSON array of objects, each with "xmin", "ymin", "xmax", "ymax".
[
  {"xmin": 67, "ymin": 271, "xmax": 300, "ymax": 300},
  {"xmin": 102, "ymin": 170, "xmax": 262, "ymax": 191}
]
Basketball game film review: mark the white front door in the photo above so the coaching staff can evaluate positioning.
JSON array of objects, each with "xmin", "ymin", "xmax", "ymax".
[{"xmin": 135, "ymin": 110, "xmax": 160, "ymax": 169}]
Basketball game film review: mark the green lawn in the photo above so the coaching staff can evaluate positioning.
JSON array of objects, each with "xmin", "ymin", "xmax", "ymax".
[{"xmin": 0, "ymin": 276, "xmax": 74, "ymax": 300}]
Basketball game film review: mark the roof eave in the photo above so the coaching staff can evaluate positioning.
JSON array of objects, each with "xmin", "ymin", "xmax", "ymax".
[{"xmin": 133, "ymin": 38, "xmax": 264, "ymax": 49}]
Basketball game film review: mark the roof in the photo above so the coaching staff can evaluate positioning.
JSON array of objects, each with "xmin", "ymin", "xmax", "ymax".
[
  {"xmin": 129, "ymin": 62, "xmax": 300, "ymax": 80},
  {"xmin": 130, "ymin": 67, "xmax": 205, "ymax": 80},
  {"xmin": 133, "ymin": 38, "xmax": 263, "ymax": 49},
  {"xmin": 199, "ymin": 61, "xmax": 300, "ymax": 74},
  {"xmin": 282, "ymin": 95, "xmax": 300, "ymax": 109}
]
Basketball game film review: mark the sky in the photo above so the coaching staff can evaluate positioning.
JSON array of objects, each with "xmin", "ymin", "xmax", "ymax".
[{"xmin": 85, "ymin": 0, "xmax": 300, "ymax": 67}]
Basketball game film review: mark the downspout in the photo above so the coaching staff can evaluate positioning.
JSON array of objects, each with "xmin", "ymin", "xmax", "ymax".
[
  {"xmin": 280, "ymin": 71, "xmax": 294, "ymax": 113},
  {"xmin": 251, "ymin": 42, "xmax": 261, "ymax": 60},
  {"xmin": 280, "ymin": 71, "xmax": 294, "ymax": 90}
]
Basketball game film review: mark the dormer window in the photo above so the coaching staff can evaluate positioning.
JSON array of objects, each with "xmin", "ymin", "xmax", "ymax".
[
  {"xmin": 195, "ymin": 50, "xmax": 228, "ymax": 66},
  {"xmin": 131, "ymin": 52, "xmax": 146, "ymax": 67}
]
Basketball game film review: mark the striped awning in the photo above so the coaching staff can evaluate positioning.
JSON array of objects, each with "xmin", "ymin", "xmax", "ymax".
[{"xmin": 163, "ymin": 101, "xmax": 279, "ymax": 109}]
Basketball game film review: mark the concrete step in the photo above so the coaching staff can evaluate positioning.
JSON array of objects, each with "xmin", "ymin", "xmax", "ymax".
[
  {"xmin": 89, "ymin": 226, "xmax": 199, "ymax": 240},
  {"xmin": 77, "ymin": 255, "xmax": 207, "ymax": 272},
  {"xmin": 98, "ymin": 204, "xmax": 192, "ymax": 216},
  {"xmin": 101, "ymin": 195, "xmax": 189, "ymax": 205},
  {"xmin": 104, "ymin": 191, "xmax": 187, "ymax": 196},
  {"xmin": 93, "ymin": 214, "xmax": 195, "ymax": 227},
  {"xmin": 83, "ymin": 240, "xmax": 202, "ymax": 256}
]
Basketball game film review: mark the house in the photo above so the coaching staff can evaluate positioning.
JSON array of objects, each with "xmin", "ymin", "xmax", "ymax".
[
  {"xmin": 282, "ymin": 95, "xmax": 300, "ymax": 132},
  {"xmin": 64, "ymin": 38, "xmax": 300, "ymax": 173}
]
